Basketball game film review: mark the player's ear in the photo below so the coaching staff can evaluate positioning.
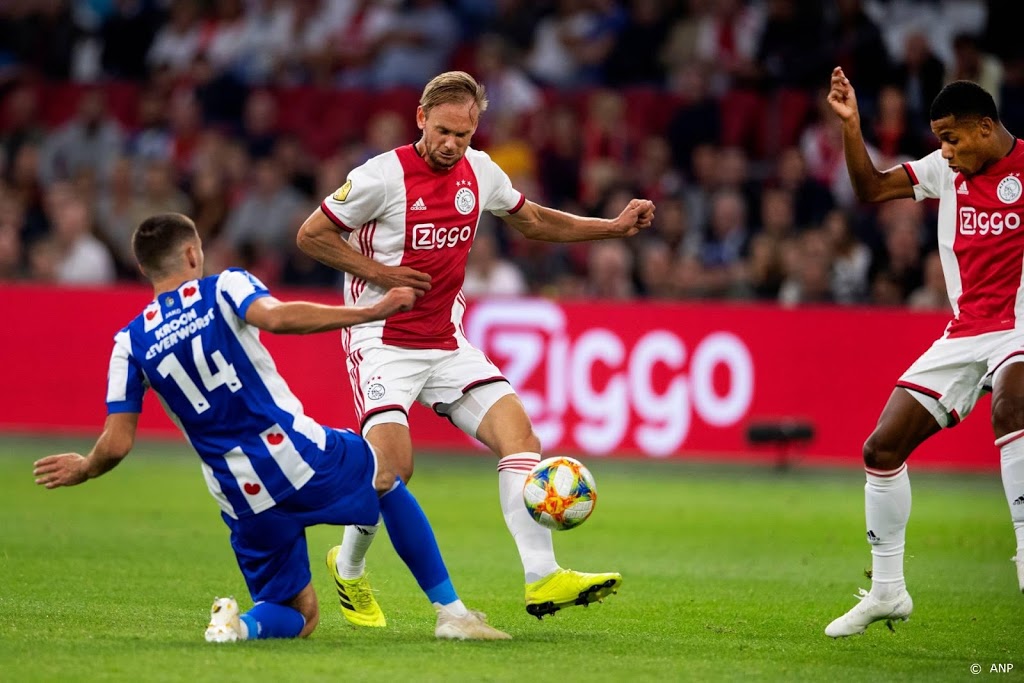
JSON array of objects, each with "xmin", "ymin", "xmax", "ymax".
[{"xmin": 416, "ymin": 105, "xmax": 426, "ymax": 131}]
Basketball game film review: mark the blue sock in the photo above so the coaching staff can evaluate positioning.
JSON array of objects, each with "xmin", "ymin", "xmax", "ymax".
[
  {"xmin": 379, "ymin": 480, "xmax": 459, "ymax": 605},
  {"xmin": 239, "ymin": 602, "xmax": 305, "ymax": 639}
]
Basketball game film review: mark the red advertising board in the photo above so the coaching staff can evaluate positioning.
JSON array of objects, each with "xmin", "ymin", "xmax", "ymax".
[{"xmin": 0, "ymin": 283, "xmax": 999, "ymax": 470}]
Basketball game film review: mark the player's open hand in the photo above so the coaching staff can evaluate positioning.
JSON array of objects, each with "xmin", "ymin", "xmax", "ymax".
[
  {"xmin": 373, "ymin": 286, "xmax": 420, "ymax": 319},
  {"xmin": 373, "ymin": 265, "xmax": 432, "ymax": 293},
  {"xmin": 827, "ymin": 67, "xmax": 858, "ymax": 122},
  {"xmin": 613, "ymin": 199, "xmax": 656, "ymax": 236},
  {"xmin": 33, "ymin": 453, "xmax": 88, "ymax": 488}
]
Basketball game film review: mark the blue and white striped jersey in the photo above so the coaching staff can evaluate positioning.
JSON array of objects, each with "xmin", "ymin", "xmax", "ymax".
[{"xmin": 106, "ymin": 268, "xmax": 329, "ymax": 519}]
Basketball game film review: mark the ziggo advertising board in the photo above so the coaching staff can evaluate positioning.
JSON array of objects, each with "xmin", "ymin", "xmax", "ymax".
[{"xmin": 0, "ymin": 284, "xmax": 997, "ymax": 469}]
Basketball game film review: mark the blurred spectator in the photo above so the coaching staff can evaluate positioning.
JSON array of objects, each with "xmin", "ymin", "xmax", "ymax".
[
  {"xmin": 279, "ymin": 206, "xmax": 339, "ymax": 288},
  {"xmin": 48, "ymin": 189, "xmax": 115, "ymax": 284},
  {"xmin": 745, "ymin": 232, "xmax": 786, "ymax": 300},
  {"xmin": 753, "ymin": 0, "xmax": 823, "ymax": 91},
  {"xmin": 694, "ymin": 0, "xmax": 762, "ymax": 96},
  {"xmin": 473, "ymin": 34, "xmax": 542, "ymax": 126},
  {"xmin": 188, "ymin": 164, "xmax": 230, "ymax": 243},
  {"xmin": 100, "ymin": 0, "xmax": 159, "ymax": 81},
  {"xmin": 327, "ymin": 0, "xmax": 398, "ymax": 87},
  {"xmin": 772, "ymin": 146, "xmax": 834, "ymax": 229},
  {"xmin": 603, "ymin": 0, "xmax": 670, "ymax": 87},
  {"xmin": 234, "ymin": 0, "xmax": 292, "ymax": 85},
  {"xmin": 636, "ymin": 239, "xmax": 676, "ymax": 299},
  {"xmin": 38, "ymin": 88, "xmax": 125, "ymax": 187},
  {"xmin": 870, "ymin": 199, "xmax": 926, "ymax": 304},
  {"xmin": 864, "ymin": 84, "xmax": 930, "ymax": 162},
  {"xmin": 891, "ymin": 30, "xmax": 945, "ymax": 135},
  {"xmin": 697, "ymin": 188, "xmax": 750, "ymax": 297},
  {"xmin": 535, "ymin": 104, "xmax": 583, "ymax": 208},
  {"xmin": 634, "ymin": 135, "xmax": 682, "ymax": 204},
  {"xmin": 239, "ymin": 89, "xmax": 280, "ymax": 159},
  {"xmin": 462, "ymin": 226, "xmax": 527, "ymax": 298},
  {"xmin": 526, "ymin": 0, "xmax": 619, "ymax": 88},
  {"xmin": 146, "ymin": 0, "xmax": 202, "ymax": 78},
  {"xmin": 947, "ymin": 32, "xmax": 1004, "ymax": 108},
  {"xmin": 823, "ymin": 0, "xmax": 891, "ymax": 112},
  {"xmin": 585, "ymin": 240, "xmax": 635, "ymax": 300},
  {"xmin": 370, "ymin": 0, "xmax": 459, "ymax": 89},
  {"xmin": 94, "ymin": 156, "xmax": 138, "ymax": 272},
  {"xmin": 907, "ymin": 249, "xmax": 950, "ymax": 312},
  {"xmin": 1, "ymin": 84, "xmax": 45, "ymax": 169},
  {"xmin": 665, "ymin": 62, "xmax": 721, "ymax": 174},
  {"xmin": 220, "ymin": 157, "xmax": 305, "ymax": 252},
  {"xmin": 823, "ymin": 207, "xmax": 870, "ymax": 304},
  {"xmin": 127, "ymin": 88, "xmax": 173, "ymax": 165},
  {"xmin": 778, "ymin": 229, "xmax": 834, "ymax": 306},
  {"xmin": 0, "ymin": 221, "xmax": 22, "ymax": 280}
]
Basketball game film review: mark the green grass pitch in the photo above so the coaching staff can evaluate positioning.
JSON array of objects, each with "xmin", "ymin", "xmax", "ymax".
[{"xmin": 2, "ymin": 435, "xmax": 1021, "ymax": 682}]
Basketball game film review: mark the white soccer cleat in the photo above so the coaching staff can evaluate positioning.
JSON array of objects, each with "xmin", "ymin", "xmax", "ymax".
[
  {"xmin": 204, "ymin": 596, "xmax": 243, "ymax": 643},
  {"xmin": 1013, "ymin": 555, "xmax": 1024, "ymax": 593},
  {"xmin": 825, "ymin": 588, "xmax": 913, "ymax": 638},
  {"xmin": 435, "ymin": 607, "xmax": 512, "ymax": 641}
]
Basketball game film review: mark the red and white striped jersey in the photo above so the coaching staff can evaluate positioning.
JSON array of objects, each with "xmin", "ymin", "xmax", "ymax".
[
  {"xmin": 905, "ymin": 140, "xmax": 1024, "ymax": 337},
  {"xmin": 321, "ymin": 144, "xmax": 524, "ymax": 352}
]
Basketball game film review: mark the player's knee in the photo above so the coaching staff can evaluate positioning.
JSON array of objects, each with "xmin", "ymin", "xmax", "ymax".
[
  {"xmin": 991, "ymin": 394, "xmax": 1024, "ymax": 436},
  {"xmin": 862, "ymin": 433, "xmax": 904, "ymax": 470},
  {"xmin": 298, "ymin": 605, "xmax": 319, "ymax": 638},
  {"xmin": 374, "ymin": 460, "xmax": 413, "ymax": 491}
]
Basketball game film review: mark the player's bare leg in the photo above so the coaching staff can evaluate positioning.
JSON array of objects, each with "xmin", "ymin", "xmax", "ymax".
[
  {"xmin": 826, "ymin": 388, "xmax": 939, "ymax": 637},
  {"xmin": 474, "ymin": 394, "xmax": 622, "ymax": 618},
  {"xmin": 991, "ymin": 363, "xmax": 1024, "ymax": 592}
]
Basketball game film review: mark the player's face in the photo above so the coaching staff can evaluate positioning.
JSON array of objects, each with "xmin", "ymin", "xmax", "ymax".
[
  {"xmin": 416, "ymin": 99, "xmax": 479, "ymax": 171},
  {"xmin": 930, "ymin": 115, "xmax": 993, "ymax": 176}
]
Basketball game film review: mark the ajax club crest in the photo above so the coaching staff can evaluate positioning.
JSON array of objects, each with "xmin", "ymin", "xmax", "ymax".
[
  {"xmin": 454, "ymin": 179, "xmax": 475, "ymax": 215},
  {"xmin": 997, "ymin": 174, "xmax": 1022, "ymax": 204}
]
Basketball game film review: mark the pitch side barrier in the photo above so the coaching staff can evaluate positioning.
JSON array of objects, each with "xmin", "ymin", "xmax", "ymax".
[{"xmin": 0, "ymin": 283, "xmax": 997, "ymax": 470}]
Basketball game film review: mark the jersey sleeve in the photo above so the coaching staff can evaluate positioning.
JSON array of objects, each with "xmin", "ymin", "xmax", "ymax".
[
  {"xmin": 477, "ymin": 152, "xmax": 526, "ymax": 216},
  {"xmin": 320, "ymin": 160, "xmax": 388, "ymax": 231},
  {"xmin": 106, "ymin": 330, "xmax": 146, "ymax": 414},
  {"xmin": 218, "ymin": 269, "xmax": 271, "ymax": 319},
  {"xmin": 903, "ymin": 149, "xmax": 948, "ymax": 201}
]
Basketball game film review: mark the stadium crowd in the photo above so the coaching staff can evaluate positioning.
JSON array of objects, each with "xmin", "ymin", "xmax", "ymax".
[{"xmin": 1, "ymin": 0, "xmax": 1022, "ymax": 308}]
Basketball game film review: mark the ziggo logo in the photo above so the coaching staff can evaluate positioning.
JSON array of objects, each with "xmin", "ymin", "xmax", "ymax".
[
  {"xmin": 412, "ymin": 223, "xmax": 473, "ymax": 249},
  {"xmin": 465, "ymin": 300, "xmax": 754, "ymax": 457},
  {"xmin": 959, "ymin": 207, "xmax": 1021, "ymax": 235}
]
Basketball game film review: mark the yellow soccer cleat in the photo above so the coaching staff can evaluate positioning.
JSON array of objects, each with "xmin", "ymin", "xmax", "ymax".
[
  {"xmin": 524, "ymin": 568, "xmax": 622, "ymax": 619},
  {"xmin": 326, "ymin": 545, "xmax": 387, "ymax": 627}
]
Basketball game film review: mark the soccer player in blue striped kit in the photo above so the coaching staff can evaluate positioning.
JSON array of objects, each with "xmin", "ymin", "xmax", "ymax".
[{"xmin": 32, "ymin": 212, "xmax": 510, "ymax": 642}]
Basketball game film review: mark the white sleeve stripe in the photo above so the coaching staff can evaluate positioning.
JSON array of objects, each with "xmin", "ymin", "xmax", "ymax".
[
  {"xmin": 219, "ymin": 270, "xmax": 257, "ymax": 309},
  {"xmin": 105, "ymin": 331, "xmax": 132, "ymax": 403}
]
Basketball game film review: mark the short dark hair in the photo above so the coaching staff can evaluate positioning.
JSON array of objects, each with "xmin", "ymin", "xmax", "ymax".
[
  {"xmin": 930, "ymin": 80, "xmax": 999, "ymax": 123},
  {"xmin": 132, "ymin": 213, "xmax": 198, "ymax": 278}
]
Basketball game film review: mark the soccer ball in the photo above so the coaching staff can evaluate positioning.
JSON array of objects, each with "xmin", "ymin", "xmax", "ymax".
[{"xmin": 522, "ymin": 456, "xmax": 597, "ymax": 531}]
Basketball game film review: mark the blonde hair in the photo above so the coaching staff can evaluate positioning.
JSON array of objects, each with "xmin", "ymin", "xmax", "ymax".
[{"xmin": 420, "ymin": 71, "xmax": 488, "ymax": 116}]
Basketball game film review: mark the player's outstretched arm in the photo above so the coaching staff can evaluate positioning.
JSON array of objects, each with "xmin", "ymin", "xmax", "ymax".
[
  {"xmin": 296, "ymin": 209, "xmax": 432, "ymax": 293},
  {"xmin": 33, "ymin": 413, "xmax": 139, "ymax": 488},
  {"xmin": 501, "ymin": 198, "xmax": 655, "ymax": 243},
  {"xmin": 244, "ymin": 287, "xmax": 419, "ymax": 335},
  {"xmin": 828, "ymin": 66, "xmax": 914, "ymax": 202}
]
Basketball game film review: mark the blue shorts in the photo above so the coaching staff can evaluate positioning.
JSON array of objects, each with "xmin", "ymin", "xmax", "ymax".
[{"xmin": 221, "ymin": 428, "xmax": 381, "ymax": 604}]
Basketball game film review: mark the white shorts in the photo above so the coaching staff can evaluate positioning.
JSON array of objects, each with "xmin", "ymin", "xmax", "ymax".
[
  {"xmin": 898, "ymin": 328, "xmax": 1024, "ymax": 427},
  {"xmin": 346, "ymin": 344, "xmax": 515, "ymax": 437}
]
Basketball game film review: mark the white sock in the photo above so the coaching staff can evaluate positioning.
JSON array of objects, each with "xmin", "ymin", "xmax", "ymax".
[
  {"xmin": 997, "ymin": 430, "xmax": 1024, "ymax": 558},
  {"xmin": 432, "ymin": 599, "xmax": 469, "ymax": 617},
  {"xmin": 336, "ymin": 517, "xmax": 381, "ymax": 579},
  {"xmin": 864, "ymin": 464, "xmax": 911, "ymax": 598},
  {"xmin": 498, "ymin": 453, "xmax": 559, "ymax": 583}
]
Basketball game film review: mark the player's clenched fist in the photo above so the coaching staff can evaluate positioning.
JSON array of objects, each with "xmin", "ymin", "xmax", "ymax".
[{"xmin": 372, "ymin": 287, "xmax": 420, "ymax": 319}]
